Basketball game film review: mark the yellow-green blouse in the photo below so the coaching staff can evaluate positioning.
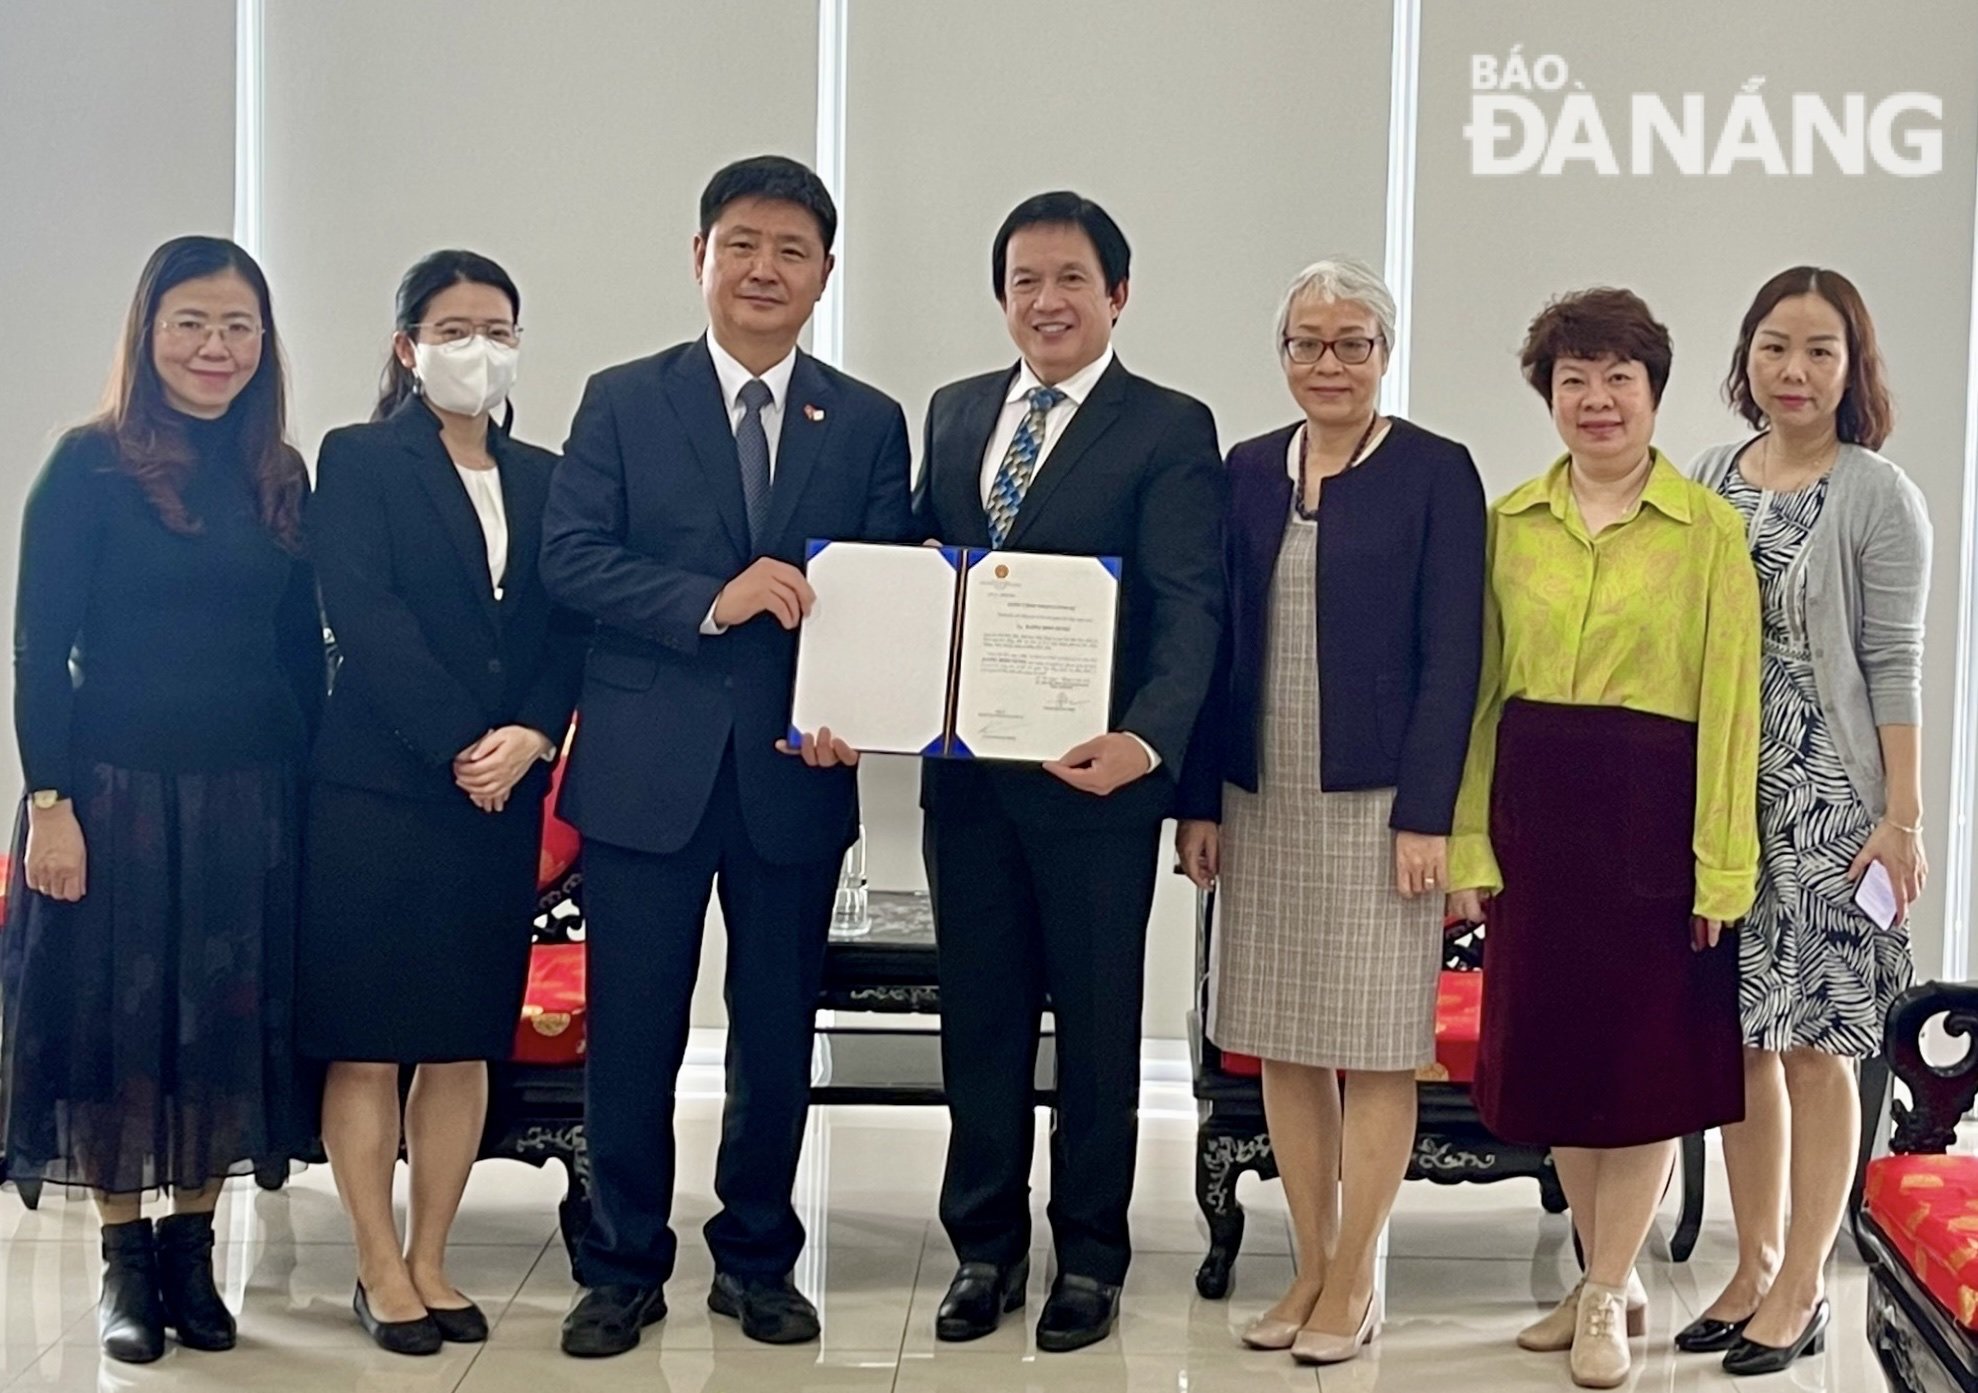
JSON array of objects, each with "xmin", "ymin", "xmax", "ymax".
[{"xmin": 1448, "ymin": 451, "xmax": 1762, "ymax": 922}]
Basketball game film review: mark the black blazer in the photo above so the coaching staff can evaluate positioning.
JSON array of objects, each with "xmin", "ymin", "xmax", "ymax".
[
  {"xmin": 1176, "ymin": 418, "xmax": 1486, "ymax": 833},
  {"xmin": 540, "ymin": 338, "xmax": 915, "ymax": 863},
  {"xmin": 308, "ymin": 399, "xmax": 588, "ymax": 802},
  {"xmin": 913, "ymin": 355, "xmax": 1225, "ymax": 828}
]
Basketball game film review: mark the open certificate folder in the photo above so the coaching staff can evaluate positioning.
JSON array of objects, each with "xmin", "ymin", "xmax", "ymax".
[{"xmin": 789, "ymin": 540, "xmax": 1122, "ymax": 761}]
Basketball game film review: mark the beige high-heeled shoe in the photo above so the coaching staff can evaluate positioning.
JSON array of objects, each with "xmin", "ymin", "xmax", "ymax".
[
  {"xmin": 1239, "ymin": 1314, "xmax": 1303, "ymax": 1350},
  {"xmin": 1517, "ymin": 1270, "xmax": 1647, "ymax": 1352},
  {"xmin": 1569, "ymin": 1282, "xmax": 1633, "ymax": 1389},
  {"xmin": 1290, "ymin": 1292, "xmax": 1383, "ymax": 1365}
]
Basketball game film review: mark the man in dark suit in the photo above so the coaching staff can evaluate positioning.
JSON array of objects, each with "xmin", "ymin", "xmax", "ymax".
[
  {"xmin": 540, "ymin": 155, "xmax": 913, "ymax": 1355},
  {"xmin": 914, "ymin": 192, "xmax": 1224, "ymax": 1352}
]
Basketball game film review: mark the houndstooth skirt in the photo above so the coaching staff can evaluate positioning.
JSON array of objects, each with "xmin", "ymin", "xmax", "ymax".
[{"xmin": 1208, "ymin": 516, "xmax": 1444, "ymax": 1071}]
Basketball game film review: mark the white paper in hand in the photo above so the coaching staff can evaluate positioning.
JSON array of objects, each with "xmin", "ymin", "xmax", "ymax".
[{"xmin": 1853, "ymin": 860, "xmax": 1899, "ymax": 930}]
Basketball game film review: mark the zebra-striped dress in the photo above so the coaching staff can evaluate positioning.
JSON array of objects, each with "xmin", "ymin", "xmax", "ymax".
[{"xmin": 1719, "ymin": 467, "xmax": 1912, "ymax": 1058}]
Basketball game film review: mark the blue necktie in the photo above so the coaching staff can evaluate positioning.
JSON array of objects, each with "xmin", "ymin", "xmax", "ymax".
[
  {"xmin": 737, "ymin": 377, "xmax": 774, "ymax": 547},
  {"xmin": 986, "ymin": 385, "xmax": 1065, "ymax": 547}
]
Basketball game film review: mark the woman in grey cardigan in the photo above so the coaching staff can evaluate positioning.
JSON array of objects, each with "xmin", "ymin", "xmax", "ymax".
[{"xmin": 1680, "ymin": 267, "xmax": 1930, "ymax": 1377}]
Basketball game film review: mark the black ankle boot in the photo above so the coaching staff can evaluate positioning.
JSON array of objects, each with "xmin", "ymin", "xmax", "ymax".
[
  {"xmin": 99, "ymin": 1219, "xmax": 166, "ymax": 1363},
  {"xmin": 156, "ymin": 1212, "xmax": 237, "ymax": 1350}
]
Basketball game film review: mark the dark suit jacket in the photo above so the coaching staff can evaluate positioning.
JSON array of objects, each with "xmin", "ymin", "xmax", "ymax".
[
  {"xmin": 913, "ymin": 355, "xmax": 1225, "ymax": 828},
  {"xmin": 1175, "ymin": 418, "xmax": 1486, "ymax": 833},
  {"xmin": 308, "ymin": 399, "xmax": 589, "ymax": 803},
  {"xmin": 541, "ymin": 338, "xmax": 915, "ymax": 862}
]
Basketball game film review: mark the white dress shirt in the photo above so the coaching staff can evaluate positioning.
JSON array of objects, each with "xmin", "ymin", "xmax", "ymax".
[
  {"xmin": 453, "ymin": 462, "xmax": 508, "ymax": 598},
  {"xmin": 701, "ymin": 332, "xmax": 800, "ymax": 634},
  {"xmin": 975, "ymin": 345, "xmax": 1157, "ymax": 770},
  {"xmin": 977, "ymin": 346, "xmax": 1116, "ymax": 503}
]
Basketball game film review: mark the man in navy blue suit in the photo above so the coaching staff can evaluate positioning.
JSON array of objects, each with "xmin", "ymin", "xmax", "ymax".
[{"xmin": 541, "ymin": 155, "xmax": 913, "ymax": 1355}]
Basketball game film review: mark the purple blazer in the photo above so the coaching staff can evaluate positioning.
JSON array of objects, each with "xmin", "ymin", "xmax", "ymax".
[{"xmin": 1175, "ymin": 418, "xmax": 1486, "ymax": 834}]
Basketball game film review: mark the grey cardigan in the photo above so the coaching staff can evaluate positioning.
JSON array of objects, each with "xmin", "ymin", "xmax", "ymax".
[{"xmin": 1690, "ymin": 437, "xmax": 1932, "ymax": 820}]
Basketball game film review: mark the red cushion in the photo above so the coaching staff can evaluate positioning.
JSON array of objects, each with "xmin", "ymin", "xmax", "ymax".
[
  {"xmin": 1421, "ymin": 970, "xmax": 1483, "ymax": 1083},
  {"xmin": 1866, "ymin": 1153, "xmax": 1978, "ymax": 1329},
  {"xmin": 538, "ymin": 730, "xmax": 580, "ymax": 894},
  {"xmin": 513, "ymin": 942, "xmax": 586, "ymax": 1066},
  {"xmin": 1219, "ymin": 970, "xmax": 1483, "ymax": 1083}
]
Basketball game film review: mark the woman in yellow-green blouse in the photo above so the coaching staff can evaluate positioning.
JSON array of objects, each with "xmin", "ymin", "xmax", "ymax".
[{"xmin": 1444, "ymin": 288, "xmax": 1761, "ymax": 1390}]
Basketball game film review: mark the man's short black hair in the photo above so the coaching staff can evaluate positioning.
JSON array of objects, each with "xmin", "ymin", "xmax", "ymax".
[
  {"xmin": 699, "ymin": 155, "xmax": 838, "ymax": 253},
  {"xmin": 990, "ymin": 191, "xmax": 1130, "ymax": 301}
]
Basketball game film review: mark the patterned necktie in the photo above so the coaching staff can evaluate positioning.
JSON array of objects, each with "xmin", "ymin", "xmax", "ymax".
[
  {"xmin": 736, "ymin": 377, "xmax": 774, "ymax": 547},
  {"xmin": 986, "ymin": 385, "xmax": 1066, "ymax": 547}
]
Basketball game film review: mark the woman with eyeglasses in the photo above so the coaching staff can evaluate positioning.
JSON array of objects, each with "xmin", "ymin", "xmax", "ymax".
[
  {"xmin": 1176, "ymin": 256, "xmax": 1486, "ymax": 1366},
  {"xmin": 4, "ymin": 235, "xmax": 321, "ymax": 1363},
  {"xmin": 297, "ymin": 250, "xmax": 585, "ymax": 1354}
]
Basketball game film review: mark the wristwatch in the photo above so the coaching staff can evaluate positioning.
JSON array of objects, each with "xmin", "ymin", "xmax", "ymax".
[{"xmin": 29, "ymin": 789, "xmax": 62, "ymax": 810}]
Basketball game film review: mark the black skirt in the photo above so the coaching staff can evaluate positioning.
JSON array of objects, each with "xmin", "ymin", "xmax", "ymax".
[
  {"xmin": 0, "ymin": 761, "xmax": 307, "ymax": 1194},
  {"xmin": 298, "ymin": 781, "xmax": 540, "ymax": 1063}
]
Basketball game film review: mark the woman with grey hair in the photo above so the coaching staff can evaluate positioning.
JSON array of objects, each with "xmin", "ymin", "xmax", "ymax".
[
  {"xmin": 1177, "ymin": 256, "xmax": 1486, "ymax": 1365},
  {"xmin": 1677, "ymin": 267, "xmax": 1930, "ymax": 1377}
]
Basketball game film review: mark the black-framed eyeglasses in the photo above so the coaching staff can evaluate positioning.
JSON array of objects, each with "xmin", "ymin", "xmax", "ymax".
[{"xmin": 1283, "ymin": 334, "xmax": 1385, "ymax": 366}]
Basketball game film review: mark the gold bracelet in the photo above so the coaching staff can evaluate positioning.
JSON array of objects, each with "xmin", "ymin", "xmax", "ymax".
[{"xmin": 1884, "ymin": 814, "xmax": 1924, "ymax": 835}]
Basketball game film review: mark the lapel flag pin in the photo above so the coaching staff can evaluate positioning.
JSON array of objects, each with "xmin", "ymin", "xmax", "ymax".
[{"xmin": 803, "ymin": 404, "xmax": 825, "ymax": 422}]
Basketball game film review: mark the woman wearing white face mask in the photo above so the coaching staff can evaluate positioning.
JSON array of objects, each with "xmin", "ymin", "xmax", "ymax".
[{"xmin": 298, "ymin": 250, "xmax": 588, "ymax": 1354}]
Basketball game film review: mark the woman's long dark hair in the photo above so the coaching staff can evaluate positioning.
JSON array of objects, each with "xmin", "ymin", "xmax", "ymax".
[
  {"xmin": 1723, "ymin": 266, "xmax": 1894, "ymax": 450},
  {"xmin": 374, "ymin": 250, "xmax": 522, "ymax": 421},
  {"xmin": 99, "ymin": 235, "xmax": 305, "ymax": 550}
]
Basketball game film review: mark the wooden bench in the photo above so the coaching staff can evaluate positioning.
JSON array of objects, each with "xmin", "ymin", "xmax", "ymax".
[
  {"xmin": 1862, "ymin": 979, "xmax": 1978, "ymax": 1393},
  {"xmin": 1187, "ymin": 888, "xmax": 1703, "ymax": 1299}
]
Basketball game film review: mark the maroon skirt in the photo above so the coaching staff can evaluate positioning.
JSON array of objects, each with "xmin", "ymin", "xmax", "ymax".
[{"xmin": 1473, "ymin": 700, "xmax": 1743, "ymax": 1149}]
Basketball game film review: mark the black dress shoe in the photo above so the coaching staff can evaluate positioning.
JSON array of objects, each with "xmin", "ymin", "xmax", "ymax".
[
  {"xmin": 1723, "ymin": 1298, "xmax": 1830, "ymax": 1377},
  {"xmin": 1673, "ymin": 1312, "xmax": 1751, "ymax": 1353},
  {"xmin": 427, "ymin": 1300, "xmax": 489, "ymax": 1344},
  {"xmin": 708, "ymin": 1272, "xmax": 820, "ymax": 1345},
  {"xmin": 560, "ymin": 1284, "xmax": 666, "ymax": 1358},
  {"xmin": 99, "ymin": 1219, "xmax": 167, "ymax": 1364},
  {"xmin": 936, "ymin": 1259, "xmax": 1030, "ymax": 1342},
  {"xmin": 1036, "ymin": 1273, "xmax": 1121, "ymax": 1354},
  {"xmin": 156, "ymin": 1212, "xmax": 237, "ymax": 1351},
  {"xmin": 354, "ymin": 1284, "xmax": 443, "ymax": 1356}
]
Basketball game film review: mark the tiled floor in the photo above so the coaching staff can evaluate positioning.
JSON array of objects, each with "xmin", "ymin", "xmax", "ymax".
[{"xmin": 0, "ymin": 1069, "xmax": 1892, "ymax": 1391}]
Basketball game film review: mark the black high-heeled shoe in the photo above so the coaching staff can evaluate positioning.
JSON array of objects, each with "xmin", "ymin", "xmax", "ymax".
[
  {"xmin": 1673, "ymin": 1312, "xmax": 1751, "ymax": 1353},
  {"xmin": 1722, "ymin": 1298, "xmax": 1830, "ymax": 1377}
]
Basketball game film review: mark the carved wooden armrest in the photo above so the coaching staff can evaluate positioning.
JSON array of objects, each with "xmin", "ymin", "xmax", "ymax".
[{"xmin": 1886, "ymin": 980, "xmax": 1978, "ymax": 1155}]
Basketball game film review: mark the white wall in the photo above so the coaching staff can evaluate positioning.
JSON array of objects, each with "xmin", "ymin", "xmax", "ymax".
[
  {"xmin": 260, "ymin": 0, "xmax": 819, "ymax": 458},
  {"xmin": 1409, "ymin": 0, "xmax": 1978, "ymax": 978},
  {"xmin": 0, "ymin": 0, "xmax": 237, "ymax": 798}
]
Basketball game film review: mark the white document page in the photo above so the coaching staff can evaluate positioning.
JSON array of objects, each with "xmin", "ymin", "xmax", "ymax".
[
  {"xmin": 789, "ymin": 541, "xmax": 960, "ymax": 755},
  {"xmin": 951, "ymin": 550, "xmax": 1119, "ymax": 763}
]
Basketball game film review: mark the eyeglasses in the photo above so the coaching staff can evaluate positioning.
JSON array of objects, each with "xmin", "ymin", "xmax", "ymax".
[
  {"xmin": 156, "ymin": 316, "xmax": 264, "ymax": 347},
  {"xmin": 412, "ymin": 319, "xmax": 523, "ymax": 348},
  {"xmin": 1283, "ymin": 334, "xmax": 1385, "ymax": 366}
]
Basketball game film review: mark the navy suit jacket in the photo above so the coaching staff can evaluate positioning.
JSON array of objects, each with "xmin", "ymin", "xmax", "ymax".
[
  {"xmin": 310, "ymin": 399, "xmax": 588, "ymax": 803},
  {"xmin": 913, "ymin": 355, "xmax": 1225, "ymax": 829},
  {"xmin": 1175, "ymin": 418, "xmax": 1486, "ymax": 834},
  {"xmin": 541, "ymin": 338, "xmax": 915, "ymax": 862}
]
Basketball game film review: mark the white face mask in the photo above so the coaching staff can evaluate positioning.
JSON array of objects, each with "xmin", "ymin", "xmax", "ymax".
[{"xmin": 412, "ymin": 337, "xmax": 519, "ymax": 418}]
